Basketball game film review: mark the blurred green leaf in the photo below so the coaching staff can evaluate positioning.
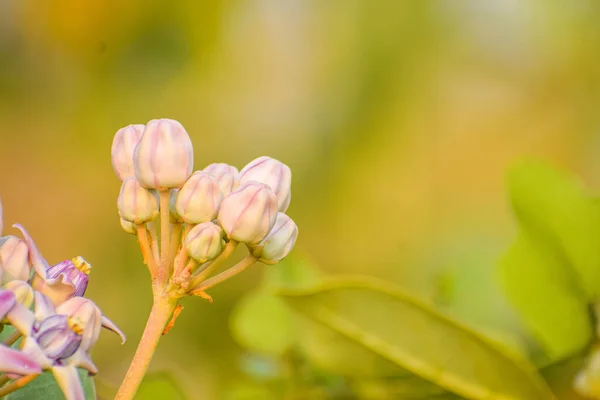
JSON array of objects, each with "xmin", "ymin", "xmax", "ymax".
[
  {"xmin": 502, "ymin": 161, "xmax": 599, "ymax": 362},
  {"xmin": 136, "ymin": 373, "xmax": 187, "ymax": 400},
  {"xmin": 508, "ymin": 160, "xmax": 600, "ymax": 299},
  {"xmin": 280, "ymin": 276, "xmax": 554, "ymax": 400},
  {"xmin": 230, "ymin": 290, "xmax": 295, "ymax": 357},
  {"xmin": 502, "ymin": 231, "xmax": 592, "ymax": 364},
  {"xmin": 6, "ymin": 370, "xmax": 95, "ymax": 400},
  {"xmin": 262, "ymin": 255, "xmax": 324, "ymax": 291}
]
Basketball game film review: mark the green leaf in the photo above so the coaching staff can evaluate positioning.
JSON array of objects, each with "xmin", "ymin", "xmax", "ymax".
[
  {"xmin": 279, "ymin": 276, "xmax": 554, "ymax": 400},
  {"xmin": 136, "ymin": 373, "xmax": 187, "ymax": 400},
  {"xmin": 508, "ymin": 160, "xmax": 600, "ymax": 299},
  {"xmin": 6, "ymin": 369, "xmax": 95, "ymax": 400},
  {"xmin": 230, "ymin": 290, "xmax": 296, "ymax": 356},
  {"xmin": 502, "ymin": 231, "xmax": 592, "ymax": 364}
]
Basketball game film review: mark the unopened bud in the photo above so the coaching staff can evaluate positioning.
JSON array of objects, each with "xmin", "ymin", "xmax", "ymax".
[
  {"xmin": 239, "ymin": 156, "xmax": 292, "ymax": 212},
  {"xmin": 111, "ymin": 124, "xmax": 144, "ymax": 181},
  {"xmin": 0, "ymin": 235, "xmax": 30, "ymax": 283},
  {"xmin": 185, "ymin": 222, "xmax": 224, "ymax": 263},
  {"xmin": 218, "ymin": 182, "xmax": 278, "ymax": 244},
  {"xmin": 120, "ymin": 218, "xmax": 137, "ymax": 235},
  {"xmin": 133, "ymin": 118, "xmax": 194, "ymax": 190},
  {"xmin": 251, "ymin": 213, "xmax": 298, "ymax": 264},
  {"xmin": 117, "ymin": 177, "xmax": 159, "ymax": 224},
  {"xmin": 175, "ymin": 171, "xmax": 222, "ymax": 224},
  {"xmin": 204, "ymin": 163, "xmax": 240, "ymax": 196}
]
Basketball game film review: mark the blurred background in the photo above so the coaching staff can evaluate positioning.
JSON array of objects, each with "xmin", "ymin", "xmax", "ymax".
[{"xmin": 1, "ymin": 1, "xmax": 599, "ymax": 399}]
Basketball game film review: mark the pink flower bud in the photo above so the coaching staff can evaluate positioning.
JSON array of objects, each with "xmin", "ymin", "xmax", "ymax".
[
  {"xmin": 175, "ymin": 171, "xmax": 222, "ymax": 224},
  {"xmin": 251, "ymin": 213, "xmax": 298, "ymax": 264},
  {"xmin": 111, "ymin": 124, "xmax": 144, "ymax": 181},
  {"xmin": 204, "ymin": 163, "xmax": 240, "ymax": 196},
  {"xmin": 133, "ymin": 118, "xmax": 194, "ymax": 190},
  {"xmin": 117, "ymin": 177, "xmax": 159, "ymax": 224},
  {"xmin": 0, "ymin": 235, "xmax": 30, "ymax": 283},
  {"xmin": 120, "ymin": 217, "xmax": 137, "ymax": 235},
  {"xmin": 218, "ymin": 182, "xmax": 278, "ymax": 244},
  {"xmin": 239, "ymin": 156, "xmax": 292, "ymax": 212},
  {"xmin": 185, "ymin": 222, "xmax": 224, "ymax": 263}
]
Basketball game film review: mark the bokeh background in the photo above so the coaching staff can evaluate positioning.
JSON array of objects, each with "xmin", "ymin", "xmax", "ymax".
[{"xmin": 1, "ymin": 1, "xmax": 600, "ymax": 399}]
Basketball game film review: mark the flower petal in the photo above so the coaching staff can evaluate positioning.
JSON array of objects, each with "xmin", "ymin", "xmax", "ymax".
[
  {"xmin": 32, "ymin": 273, "xmax": 76, "ymax": 306},
  {"xmin": 101, "ymin": 314, "xmax": 127, "ymax": 344},
  {"xmin": 0, "ymin": 289, "xmax": 16, "ymax": 319},
  {"xmin": 52, "ymin": 365, "xmax": 85, "ymax": 400},
  {"xmin": 13, "ymin": 224, "xmax": 50, "ymax": 279},
  {"xmin": 0, "ymin": 344, "xmax": 42, "ymax": 375},
  {"xmin": 34, "ymin": 291, "xmax": 56, "ymax": 320},
  {"xmin": 5, "ymin": 303, "xmax": 35, "ymax": 336},
  {"xmin": 69, "ymin": 350, "xmax": 98, "ymax": 375}
]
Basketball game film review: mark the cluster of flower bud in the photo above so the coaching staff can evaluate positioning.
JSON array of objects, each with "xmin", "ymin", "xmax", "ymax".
[
  {"xmin": 0, "ymin": 199, "xmax": 125, "ymax": 400},
  {"xmin": 112, "ymin": 119, "xmax": 298, "ymax": 275}
]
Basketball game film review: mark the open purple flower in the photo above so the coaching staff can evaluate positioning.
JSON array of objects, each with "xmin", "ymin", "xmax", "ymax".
[
  {"xmin": 14, "ymin": 224, "xmax": 90, "ymax": 305},
  {"xmin": 16, "ymin": 292, "xmax": 125, "ymax": 400}
]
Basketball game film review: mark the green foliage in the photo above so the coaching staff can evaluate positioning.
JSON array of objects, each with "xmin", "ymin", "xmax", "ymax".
[
  {"xmin": 280, "ymin": 276, "xmax": 554, "ymax": 400},
  {"xmin": 135, "ymin": 373, "xmax": 187, "ymax": 400},
  {"xmin": 5, "ymin": 370, "xmax": 95, "ymax": 400},
  {"xmin": 230, "ymin": 291, "xmax": 295, "ymax": 356},
  {"xmin": 503, "ymin": 160, "xmax": 600, "ymax": 363}
]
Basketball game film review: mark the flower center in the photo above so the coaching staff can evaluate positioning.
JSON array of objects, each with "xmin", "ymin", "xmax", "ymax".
[
  {"xmin": 71, "ymin": 256, "xmax": 91, "ymax": 275},
  {"xmin": 68, "ymin": 317, "xmax": 84, "ymax": 335}
]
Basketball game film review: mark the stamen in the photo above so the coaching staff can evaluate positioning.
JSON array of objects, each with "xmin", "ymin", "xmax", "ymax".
[
  {"xmin": 68, "ymin": 317, "xmax": 84, "ymax": 335},
  {"xmin": 71, "ymin": 256, "xmax": 92, "ymax": 275}
]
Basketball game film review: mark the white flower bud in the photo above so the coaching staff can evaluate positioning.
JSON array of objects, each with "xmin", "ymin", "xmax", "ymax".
[
  {"xmin": 204, "ymin": 163, "xmax": 240, "ymax": 196},
  {"xmin": 117, "ymin": 177, "xmax": 159, "ymax": 224},
  {"xmin": 218, "ymin": 182, "xmax": 278, "ymax": 244},
  {"xmin": 0, "ymin": 235, "xmax": 30, "ymax": 283},
  {"xmin": 239, "ymin": 156, "xmax": 292, "ymax": 212},
  {"xmin": 174, "ymin": 171, "xmax": 222, "ymax": 224},
  {"xmin": 111, "ymin": 124, "xmax": 144, "ymax": 181},
  {"xmin": 252, "ymin": 213, "xmax": 298, "ymax": 264},
  {"xmin": 133, "ymin": 118, "xmax": 194, "ymax": 190},
  {"xmin": 185, "ymin": 222, "xmax": 224, "ymax": 263},
  {"xmin": 120, "ymin": 218, "xmax": 137, "ymax": 235}
]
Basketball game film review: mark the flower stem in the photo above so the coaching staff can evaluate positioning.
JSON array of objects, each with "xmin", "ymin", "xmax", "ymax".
[
  {"xmin": 0, "ymin": 374, "xmax": 39, "ymax": 397},
  {"xmin": 191, "ymin": 255, "xmax": 257, "ymax": 292},
  {"xmin": 137, "ymin": 225, "xmax": 159, "ymax": 280},
  {"xmin": 114, "ymin": 297, "xmax": 177, "ymax": 400},
  {"xmin": 2, "ymin": 331, "xmax": 21, "ymax": 346},
  {"xmin": 189, "ymin": 241, "xmax": 238, "ymax": 287},
  {"xmin": 159, "ymin": 191, "xmax": 172, "ymax": 285}
]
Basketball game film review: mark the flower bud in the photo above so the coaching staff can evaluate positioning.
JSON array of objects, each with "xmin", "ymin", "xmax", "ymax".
[
  {"xmin": 133, "ymin": 118, "xmax": 194, "ymax": 190},
  {"xmin": 120, "ymin": 218, "xmax": 137, "ymax": 235},
  {"xmin": 175, "ymin": 171, "xmax": 222, "ymax": 224},
  {"xmin": 204, "ymin": 163, "xmax": 240, "ymax": 196},
  {"xmin": 111, "ymin": 124, "xmax": 144, "ymax": 181},
  {"xmin": 33, "ymin": 314, "xmax": 83, "ymax": 362},
  {"xmin": 5, "ymin": 280, "xmax": 34, "ymax": 308},
  {"xmin": 185, "ymin": 222, "xmax": 224, "ymax": 263},
  {"xmin": 218, "ymin": 182, "xmax": 278, "ymax": 244},
  {"xmin": 0, "ymin": 235, "xmax": 30, "ymax": 283},
  {"xmin": 239, "ymin": 156, "xmax": 292, "ymax": 212},
  {"xmin": 251, "ymin": 213, "xmax": 298, "ymax": 264},
  {"xmin": 117, "ymin": 177, "xmax": 159, "ymax": 224}
]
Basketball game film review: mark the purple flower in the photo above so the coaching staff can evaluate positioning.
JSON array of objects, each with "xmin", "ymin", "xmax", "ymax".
[
  {"xmin": 32, "ymin": 314, "xmax": 83, "ymax": 362},
  {"xmin": 14, "ymin": 224, "xmax": 90, "ymax": 305}
]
